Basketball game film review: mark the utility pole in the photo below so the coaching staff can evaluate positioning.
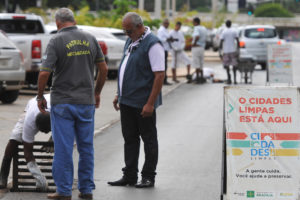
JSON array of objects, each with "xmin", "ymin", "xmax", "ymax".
[
  {"xmin": 154, "ymin": 0, "xmax": 162, "ymax": 19},
  {"xmin": 172, "ymin": 0, "xmax": 176, "ymax": 20},
  {"xmin": 166, "ymin": 0, "xmax": 170, "ymax": 18},
  {"xmin": 139, "ymin": 0, "xmax": 144, "ymax": 11},
  {"xmin": 212, "ymin": 0, "xmax": 218, "ymax": 28}
]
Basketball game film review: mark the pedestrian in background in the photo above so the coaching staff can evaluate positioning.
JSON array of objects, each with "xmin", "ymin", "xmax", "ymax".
[
  {"xmin": 0, "ymin": 94, "xmax": 51, "ymax": 191},
  {"xmin": 157, "ymin": 18, "xmax": 172, "ymax": 85},
  {"xmin": 191, "ymin": 17, "xmax": 207, "ymax": 84},
  {"xmin": 37, "ymin": 8, "xmax": 108, "ymax": 200},
  {"xmin": 219, "ymin": 20, "xmax": 240, "ymax": 84},
  {"xmin": 108, "ymin": 12, "xmax": 164, "ymax": 188},
  {"xmin": 169, "ymin": 21, "xmax": 191, "ymax": 83}
]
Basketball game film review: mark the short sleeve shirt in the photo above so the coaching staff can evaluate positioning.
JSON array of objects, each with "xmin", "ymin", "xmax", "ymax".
[
  {"xmin": 22, "ymin": 94, "xmax": 51, "ymax": 143},
  {"xmin": 169, "ymin": 30, "xmax": 185, "ymax": 51},
  {"xmin": 220, "ymin": 28, "xmax": 238, "ymax": 54},
  {"xmin": 41, "ymin": 26, "xmax": 104, "ymax": 105},
  {"xmin": 157, "ymin": 26, "xmax": 171, "ymax": 51},
  {"xmin": 192, "ymin": 25, "xmax": 207, "ymax": 47}
]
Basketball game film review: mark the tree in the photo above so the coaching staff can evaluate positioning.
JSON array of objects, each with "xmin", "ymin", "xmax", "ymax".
[{"xmin": 254, "ymin": 3, "xmax": 294, "ymax": 18}]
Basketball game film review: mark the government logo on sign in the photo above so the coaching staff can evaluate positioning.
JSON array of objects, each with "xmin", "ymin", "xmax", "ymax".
[{"xmin": 247, "ymin": 191, "xmax": 255, "ymax": 198}]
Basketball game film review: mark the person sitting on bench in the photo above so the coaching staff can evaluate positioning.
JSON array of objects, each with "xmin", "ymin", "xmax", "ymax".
[{"xmin": 0, "ymin": 94, "xmax": 51, "ymax": 191}]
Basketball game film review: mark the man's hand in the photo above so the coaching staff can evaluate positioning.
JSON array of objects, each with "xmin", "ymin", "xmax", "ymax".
[
  {"xmin": 113, "ymin": 95, "xmax": 120, "ymax": 111},
  {"xmin": 37, "ymin": 97, "xmax": 48, "ymax": 114},
  {"xmin": 95, "ymin": 94, "xmax": 101, "ymax": 108},
  {"xmin": 141, "ymin": 103, "xmax": 154, "ymax": 118},
  {"xmin": 41, "ymin": 136, "xmax": 54, "ymax": 153}
]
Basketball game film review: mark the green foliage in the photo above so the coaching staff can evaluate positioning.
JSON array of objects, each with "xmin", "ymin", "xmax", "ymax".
[
  {"xmin": 144, "ymin": 19, "xmax": 161, "ymax": 30},
  {"xmin": 196, "ymin": 7, "xmax": 210, "ymax": 13},
  {"xmin": 113, "ymin": 0, "xmax": 136, "ymax": 16},
  {"xmin": 254, "ymin": 3, "xmax": 294, "ymax": 18},
  {"xmin": 74, "ymin": 6, "xmax": 95, "ymax": 26}
]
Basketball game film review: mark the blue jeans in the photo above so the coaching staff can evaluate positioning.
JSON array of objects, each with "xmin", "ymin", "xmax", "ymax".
[{"xmin": 51, "ymin": 104, "xmax": 95, "ymax": 196}]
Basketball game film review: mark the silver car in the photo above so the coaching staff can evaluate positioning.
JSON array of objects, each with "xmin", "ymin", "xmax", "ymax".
[
  {"xmin": 0, "ymin": 31, "xmax": 25, "ymax": 103},
  {"xmin": 239, "ymin": 25, "xmax": 281, "ymax": 70}
]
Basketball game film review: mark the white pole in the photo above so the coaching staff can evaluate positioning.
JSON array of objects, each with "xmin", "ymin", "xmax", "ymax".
[
  {"xmin": 166, "ymin": 0, "xmax": 170, "ymax": 18},
  {"xmin": 154, "ymin": 0, "xmax": 162, "ymax": 19},
  {"xmin": 139, "ymin": 0, "xmax": 144, "ymax": 11},
  {"xmin": 172, "ymin": 0, "xmax": 176, "ymax": 20},
  {"xmin": 212, "ymin": 0, "xmax": 218, "ymax": 28}
]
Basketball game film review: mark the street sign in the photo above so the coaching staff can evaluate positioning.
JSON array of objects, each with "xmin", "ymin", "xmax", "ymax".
[
  {"xmin": 267, "ymin": 44, "xmax": 293, "ymax": 84},
  {"xmin": 223, "ymin": 86, "xmax": 300, "ymax": 200}
]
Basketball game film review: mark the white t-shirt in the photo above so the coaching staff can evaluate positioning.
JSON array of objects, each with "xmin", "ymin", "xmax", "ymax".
[
  {"xmin": 22, "ymin": 94, "xmax": 51, "ymax": 143},
  {"xmin": 220, "ymin": 28, "xmax": 238, "ymax": 53},
  {"xmin": 192, "ymin": 25, "xmax": 207, "ymax": 47},
  {"xmin": 169, "ymin": 30, "xmax": 185, "ymax": 51},
  {"xmin": 157, "ymin": 26, "xmax": 171, "ymax": 51},
  {"xmin": 119, "ymin": 27, "xmax": 165, "ymax": 96}
]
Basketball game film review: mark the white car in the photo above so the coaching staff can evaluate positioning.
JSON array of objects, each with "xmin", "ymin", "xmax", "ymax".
[
  {"xmin": 238, "ymin": 25, "xmax": 282, "ymax": 70},
  {"xmin": 0, "ymin": 31, "xmax": 25, "ymax": 103},
  {"xmin": 78, "ymin": 25, "xmax": 125, "ymax": 79},
  {"xmin": 46, "ymin": 24, "xmax": 125, "ymax": 79},
  {"xmin": 96, "ymin": 27, "xmax": 127, "ymax": 41}
]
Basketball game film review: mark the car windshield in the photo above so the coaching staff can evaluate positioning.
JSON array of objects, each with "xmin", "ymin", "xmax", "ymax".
[
  {"xmin": 245, "ymin": 28, "xmax": 277, "ymax": 39},
  {"xmin": 0, "ymin": 32, "xmax": 15, "ymax": 48},
  {"xmin": 0, "ymin": 20, "xmax": 44, "ymax": 34}
]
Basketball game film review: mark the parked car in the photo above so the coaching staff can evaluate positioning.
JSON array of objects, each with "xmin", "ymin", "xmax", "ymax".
[
  {"xmin": 77, "ymin": 25, "xmax": 125, "ymax": 79},
  {"xmin": 96, "ymin": 27, "xmax": 127, "ymax": 41},
  {"xmin": 0, "ymin": 13, "xmax": 52, "ymax": 86},
  {"xmin": 46, "ymin": 24, "xmax": 125, "ymax": 80},
  {"xmin": 0, "ymin": 31, "xmax": 25, "ymax": 103},
  {"xmin": 238, "ymin": 25, "xmax": 282, "ymax": 70}
]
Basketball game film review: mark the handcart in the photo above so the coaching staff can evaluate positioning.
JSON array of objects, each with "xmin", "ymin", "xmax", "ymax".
[{"xmin": 237, "ymin": 54, "xmax": 256, "ymax": 84}]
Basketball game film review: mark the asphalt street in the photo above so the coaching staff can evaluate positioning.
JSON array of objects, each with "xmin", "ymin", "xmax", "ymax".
[{"xmin": 0, "ymin": 43, "xmax": 300, "ymax": 199}]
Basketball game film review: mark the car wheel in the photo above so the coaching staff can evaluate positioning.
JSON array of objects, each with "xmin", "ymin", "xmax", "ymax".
[
  {"xmin": 1, "ymin": 90, "xmax": 19, "ymax": 104},
  {"xmin": 260, "ymin": 63, "xmax": 267, "ymax": 70},
  {"xmin": 107, "ymin": 70, "xmax": 118, "ymax": 80}
]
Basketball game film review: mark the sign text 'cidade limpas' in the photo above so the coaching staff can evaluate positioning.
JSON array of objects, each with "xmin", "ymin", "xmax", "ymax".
[{"xmin": 238, "ymin": 97, "xmax": 292, "ymax": 123}]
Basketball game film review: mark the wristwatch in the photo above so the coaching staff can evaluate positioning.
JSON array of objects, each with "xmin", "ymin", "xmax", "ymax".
[{"xmin": 36, "ymin": 96, "xmax": 45, "ymax": 101}]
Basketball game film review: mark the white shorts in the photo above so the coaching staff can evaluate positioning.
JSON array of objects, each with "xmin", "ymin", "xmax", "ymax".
[
  {"xmin": 171, "ymin": 50, "xmax": 191, "ymax": 69},
  {"xmin": 192, "ymin": 46, "xmax": 204, "ymax": 69},
  {"xmin": 10, "ymin": 113, "xmax": 26, "ymax": 142}
]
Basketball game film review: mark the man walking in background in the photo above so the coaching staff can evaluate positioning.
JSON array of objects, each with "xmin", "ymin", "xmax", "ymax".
[
  {"xmin": 37, "ymin": 7, "xmax": 108, "ymax": 200},
  {"xmin": 219, "ymin": 20, "xmax": 240, "ymax": 84},
  {"xmin": 192, "ymin": 17, "xmax": 207, "ymax": 84},
  {"xmin": 157, "ymin": 18, "xmax": 172, "ymax": 85},
  {"xmin": 108, "ymin": 12, "xmax": 165, "ymax": 188}
]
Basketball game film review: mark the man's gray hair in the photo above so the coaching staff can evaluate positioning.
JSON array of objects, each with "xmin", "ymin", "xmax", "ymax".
[
  {"xmin": 123, "ymin": 12, "xmax": 143, "ymax": 26},
  {"xmin": 55, "ymin": 8, "xmax": 75, "ymax": 23}
]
